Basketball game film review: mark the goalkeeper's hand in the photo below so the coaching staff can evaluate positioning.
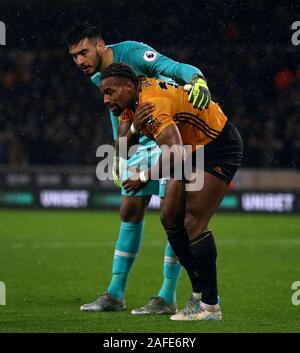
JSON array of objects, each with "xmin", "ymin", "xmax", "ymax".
[
  {"xmin": 186, "ymin": 74, "xmax": 211, "ymax": 110},
  {"xmin": 112, "ymin": 155, "xmax": 122, "ymax": 188}
]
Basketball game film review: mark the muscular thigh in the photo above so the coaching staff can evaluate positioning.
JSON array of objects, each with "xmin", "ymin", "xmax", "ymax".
[
  {"xmin": 160, "ymin": 179, "xmax": 186, "ymax": 228},
  {"xmin": 185, "ymin": 171, "xmax": 228, "ymax": 239},
  {"xmin": 120, "ymin": 195, "xmax": 151, "ymax": 223}
]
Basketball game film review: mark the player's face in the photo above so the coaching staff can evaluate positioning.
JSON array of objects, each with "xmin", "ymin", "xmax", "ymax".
[
  {"xmin": 69, "ymin": 38, "xmax": 104, "ymax": 76},
  {"xmin": 100, "ymin": 77, "xmax": 135, "ymax": 116}
]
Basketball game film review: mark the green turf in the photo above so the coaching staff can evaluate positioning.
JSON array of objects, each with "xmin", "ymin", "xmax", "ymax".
[{"xmin": 0, "ymin": 210, "xmax": 299, "ymax": 332}]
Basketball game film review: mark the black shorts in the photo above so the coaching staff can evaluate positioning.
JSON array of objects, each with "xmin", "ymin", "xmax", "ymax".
[{"xmin": 192, "ymin": 120, "xmax": 244, "ymax": 184}]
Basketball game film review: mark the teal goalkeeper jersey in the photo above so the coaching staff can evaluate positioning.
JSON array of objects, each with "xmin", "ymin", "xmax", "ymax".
[{"xmin": 90, "ymin": 40, "xmax": 203, "ymax": 146}]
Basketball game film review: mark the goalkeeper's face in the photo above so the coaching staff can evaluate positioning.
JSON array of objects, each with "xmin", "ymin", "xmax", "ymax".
[
  {"xmin": 100, "ymin": 77, "xmax": 135, "ymax": 116},
  {"xmin": 69, "ymin": 38, "xmax": 104, "ymax": 76}
]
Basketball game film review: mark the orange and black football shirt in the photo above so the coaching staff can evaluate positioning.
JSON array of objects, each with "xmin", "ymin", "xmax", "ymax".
[{"xmin": 119, "ymin": 78, "xmax": 227, "ymax": 151}]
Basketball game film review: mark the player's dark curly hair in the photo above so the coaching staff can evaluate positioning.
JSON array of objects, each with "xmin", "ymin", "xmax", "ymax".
[
  {"xmin": 101, "ymin": 63, "xmax": 139, "ymax": 88},
  {"xmin": 67, "ymin": 21, "xmax": 102, "ymax": 47}
]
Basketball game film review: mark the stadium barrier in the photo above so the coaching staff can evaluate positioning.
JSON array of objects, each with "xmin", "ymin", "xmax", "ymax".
[{"xmin": 0, "ymin": 166, "xmax": 299, "ymax": 213}]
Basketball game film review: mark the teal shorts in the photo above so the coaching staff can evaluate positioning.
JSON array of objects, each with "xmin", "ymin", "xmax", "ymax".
[{"xmin": 120, "ymin": 144, "xmax": 166, "ymax": 197}]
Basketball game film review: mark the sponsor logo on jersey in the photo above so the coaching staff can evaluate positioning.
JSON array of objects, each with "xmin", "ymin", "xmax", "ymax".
[
  {"xmin": 143, "ymin": 51, "xmax": 157, "ymax": 62},
  {"xmin": 146, "ymin": 116, "xmax": 161, "ymax": 135}
]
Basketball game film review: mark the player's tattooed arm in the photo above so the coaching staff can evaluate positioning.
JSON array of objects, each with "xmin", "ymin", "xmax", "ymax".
[{"xmin": 148, "ymin": 124, "xmax": 185, "ymax": 180}]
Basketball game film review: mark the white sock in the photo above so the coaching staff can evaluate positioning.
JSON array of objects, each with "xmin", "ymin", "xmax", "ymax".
[
  {"xmin": 192, "ymin": 292, "xmax": 202, "ymax": 300},
  {"xmin": 200, "ymin": 302, "xmax": 220, "ymax": 311}
]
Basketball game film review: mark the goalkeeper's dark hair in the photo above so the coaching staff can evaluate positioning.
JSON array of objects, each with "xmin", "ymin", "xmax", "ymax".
[
  {"xmin": 101, "ymin": 63, "xmax": 139, "ymax": 88},
  {"xmin": 67, "ymin": 21, "xmax": 103, "ymax": 47}
]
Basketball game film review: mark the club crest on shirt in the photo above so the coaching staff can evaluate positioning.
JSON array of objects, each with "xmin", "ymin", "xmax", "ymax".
[
  {"xmin": 119, "ymin": 108, "xmax": 132, "ymax": 121},
  {"xmin": 140, "ymin": 79, "xmax": 153, "ymax": 88},
  {"xmin": 119, "ymin": 110, "xmax": 127, "ymax": 121},
  {"xmin": 143, "ymin": 51, "xmax": 157, "ymax": 62}
]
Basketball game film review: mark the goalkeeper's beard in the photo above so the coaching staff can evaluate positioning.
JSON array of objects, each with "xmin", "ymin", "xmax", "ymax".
[{"xmin": 86, "ymin": 51, "xmax": 103, "ymax": 77}]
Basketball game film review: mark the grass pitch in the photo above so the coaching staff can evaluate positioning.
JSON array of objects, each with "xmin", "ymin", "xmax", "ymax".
[{"xmin": 0, "ymin": 210, "xmax": 299, "ymax": 333}]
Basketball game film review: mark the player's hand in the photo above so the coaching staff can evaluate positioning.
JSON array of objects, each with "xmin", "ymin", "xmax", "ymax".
[
  {"xmin": 122, "ymin": 173, "xmax": 145, "ymax": 194},
  {"xmin": 187, "ymin": 75, "xmax": 211, "ymax": 110},
  {"xmin": 132, "ymin": 102, "xmax": 155, "ymax": 131}
]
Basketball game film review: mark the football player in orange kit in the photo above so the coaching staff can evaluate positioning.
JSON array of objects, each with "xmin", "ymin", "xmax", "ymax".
[{"xmin": 100, "ymin": 63, "xmax": 243, "ymax": 321}]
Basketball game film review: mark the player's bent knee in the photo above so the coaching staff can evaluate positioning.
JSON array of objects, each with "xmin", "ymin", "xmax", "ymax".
[
  {"xmin": 120, "ymin": 204, "xmax": 142, "ymax": 222},
  {"xmin": 160, "ymin": 207, "xmax": 180, "ymax": 229},
  {"xmin": 120, "ymin": 197, "xmax": 149, "ymax": 223},
  {"xmin": 184, "ymin": 211, "xmax": 208, "ymax": 239}
]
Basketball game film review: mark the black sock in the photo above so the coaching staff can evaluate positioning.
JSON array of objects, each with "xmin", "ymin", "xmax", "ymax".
[
  {"xmin": 189, "ymin": 230, "xmax": 218, "ymax": 305},
  {"xmin": 165, "ymin": 225, "xmax": 201, "ymax": 293}
]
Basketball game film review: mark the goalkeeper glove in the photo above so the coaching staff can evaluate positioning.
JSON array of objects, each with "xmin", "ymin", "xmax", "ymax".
[
  {"xmin": 187, "ymin": 74, "xmax": 211, "ymax": 110},
  {"xmin": 112, "ymin": 155, "xmax": 123, "ymax": 188}
]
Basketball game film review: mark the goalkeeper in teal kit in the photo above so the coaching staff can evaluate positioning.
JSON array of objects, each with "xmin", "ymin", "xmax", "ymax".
[{"xmin": 68, "ymin": 22, "xmax": 211, "ymax": 314}]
